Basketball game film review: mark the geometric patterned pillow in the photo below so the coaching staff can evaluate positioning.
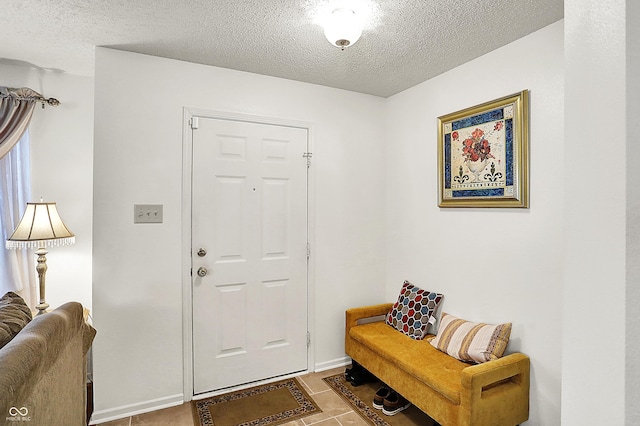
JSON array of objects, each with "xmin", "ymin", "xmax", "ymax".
[
  {"xmin": 429, "ymin": 312, "xmax": 512, "ymax": 363},
  {"xmin": 385, "ymin": 280, "xmax": 444, "ymax": 340}
]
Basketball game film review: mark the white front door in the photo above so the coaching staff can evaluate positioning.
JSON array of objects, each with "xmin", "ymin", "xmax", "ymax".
[{"xmin": 191, "ymin": 117, "xmax": 309, "ymax": 394}]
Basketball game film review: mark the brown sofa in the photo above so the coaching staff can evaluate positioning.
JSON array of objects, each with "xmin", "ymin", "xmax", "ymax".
[
  {"xmin": 0, "ymin": 300, "xmax": 96, "ymax": 426},
  {"xmin": 346, "ymin": 303, "xmax": 530, "ymax": 426}
]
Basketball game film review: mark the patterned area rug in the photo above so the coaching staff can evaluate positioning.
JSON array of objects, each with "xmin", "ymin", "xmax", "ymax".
[
  {"xmin": 192, "ymin": 378, "xmax": 321, "ymax": 426},
  {"xmin": 323, "ymin": 374, "xmax": 436, "ymax": 426}
]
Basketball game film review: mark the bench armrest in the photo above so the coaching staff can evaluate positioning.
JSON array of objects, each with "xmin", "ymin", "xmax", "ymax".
[
  {"xmin": 461, "ymin": 352, "xmax": 530, "ymax": 392},
  {"xmin": 346, "ymin": 303, "xmax": 393, "ymax": 330},
  {"xmin": 460, "ymin": 353, "xmax": 530, "ymax": 424}
]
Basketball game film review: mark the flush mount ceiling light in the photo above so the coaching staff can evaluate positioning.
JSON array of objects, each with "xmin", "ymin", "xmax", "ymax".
[{"xmin": 324, "ymin": 8, "xmax": 363, "ymax": 50}]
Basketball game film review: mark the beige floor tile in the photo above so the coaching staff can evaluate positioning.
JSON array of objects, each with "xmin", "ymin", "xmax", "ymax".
[
  {"xmin": 281, "ymin": 420, "xmax": 306, "ymax": 426},
  {"xmin": 298, "ymin": 367, "xmax": 345, "ymax": 394},
  {"xmin": 304, "ymin": 418, "xmax": 342, "ymax": 426},
  {"xmin": 97, "ymin": 418, "xmax": 130, "ymax": 426},
  {"xmin": 317, "ymin": 367, "xmax": 347, "ymax": 378},
  {"xmin": 298, "ymin": 373, "xmax": 330, "ymax": 394},
  {"xmin": 302, "ymin": 389, "xmax": 353, "ymax": 424},
  {"xmin": 334, "ymin": 411, "xmax": 369, "ymax": 426},
  {"xmin": 131, "ymin": 403, "xmax": 194, "ymax": 426}
]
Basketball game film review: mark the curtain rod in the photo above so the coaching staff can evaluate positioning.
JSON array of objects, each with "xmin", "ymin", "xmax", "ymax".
[{"xmin": 0, "ymin": 86, "xmax": 60, "ymax": 108}]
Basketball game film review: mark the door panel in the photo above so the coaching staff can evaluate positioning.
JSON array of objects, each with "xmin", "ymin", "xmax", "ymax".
[
  {"xmin": 215, "ymin": 176, "xmax": 247, "ymax": 260},
  {"xmin": 192, "ymin": 118, "xmax": 308, "ymax": 394}
]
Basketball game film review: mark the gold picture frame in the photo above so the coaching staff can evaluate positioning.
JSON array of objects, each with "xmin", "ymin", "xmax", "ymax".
[{"xmin": 437, "ymin": 90, "xmax": 529, "ymax": 208}]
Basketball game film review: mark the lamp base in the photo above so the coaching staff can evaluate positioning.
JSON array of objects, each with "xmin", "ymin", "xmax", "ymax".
[
  {"xmin": 35, "ymin": 247, "xmax": 49, "ymax": 315},
  {"xmin": 35, "ymin": 302, "xmax": 49, "ymax": 315}
]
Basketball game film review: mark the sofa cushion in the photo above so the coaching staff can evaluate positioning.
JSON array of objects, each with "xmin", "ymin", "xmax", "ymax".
[
  {"xmin": 430, "ymin": 313, "xmax": 511, "ymax": 363},
  {"xmin": 0, "ymin": 291, "xmax": 32, "ymax": 349},
  {"xmin": 349, "ymin": 321, "xmax": 465, "ymax": 403},
  {"xmin": 385, "ymin": 280, "xmax": 443, "ymax": 340}
]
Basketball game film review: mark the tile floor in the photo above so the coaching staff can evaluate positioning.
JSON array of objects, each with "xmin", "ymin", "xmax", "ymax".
[{"xmin": 97, "ymin": 367, "xmax": 370, "ymax": 426}]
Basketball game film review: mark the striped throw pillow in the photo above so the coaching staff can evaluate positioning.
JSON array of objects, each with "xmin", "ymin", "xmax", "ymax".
[{"xmin": 430, "ymin": 313, "xmax": 511, "ymax": 363}]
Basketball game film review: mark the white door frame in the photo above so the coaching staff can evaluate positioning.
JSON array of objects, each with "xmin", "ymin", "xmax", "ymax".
[{"xmin": 181, "ymin": 107, "xmax": 316, "ymax": 400}]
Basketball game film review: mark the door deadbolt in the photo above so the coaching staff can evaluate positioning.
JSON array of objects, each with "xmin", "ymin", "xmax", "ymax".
[
  {"xmin": 197, "ymin": 267, "xmax": 208, "ymax": 277},
  {"xmin": 197, "ymin": 248, "xmax": 207, "ymax": 257}
]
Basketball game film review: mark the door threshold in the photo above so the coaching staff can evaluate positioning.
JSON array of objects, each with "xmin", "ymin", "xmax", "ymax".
[{"xmin": 192, "ymin": 369, "xmax": 310, "ymax": 400}]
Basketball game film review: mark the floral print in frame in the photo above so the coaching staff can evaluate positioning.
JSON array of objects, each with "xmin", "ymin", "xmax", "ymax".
[{"xmin": 438, "ymin": 91, "xmax": 529, "ymax": 208}]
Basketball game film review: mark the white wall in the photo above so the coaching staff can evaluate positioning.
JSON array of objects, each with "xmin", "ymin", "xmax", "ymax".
[
  {"xmin": 564, "ymin": 0, "xmax": 628, "ymax": 424},
  {"xmin": 0, "ymin": 61, "xmax": 94, "ymax": 312},
  {"xmin": 5, "ymin": 12, "xmax": 633, "ymax": 424},
  {"xmin": 92, "ymin": 48, "xmax": 387, "ymax": 421},
  {"xmin": 384, "ymin": 21, "xmax": 564, "ymax": 426},
  {"xmin": 3, "ymin": 8, "xmax": 631, "ymax": 424},
  {"xmin": 627, "ymin": 0, "xmax": 640, "ymax": 422}
]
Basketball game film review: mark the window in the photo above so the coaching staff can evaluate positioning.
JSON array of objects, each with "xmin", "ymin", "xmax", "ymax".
[{"xmin": 0, "ymin": 130, "xmax": 34, "ymax": 305}]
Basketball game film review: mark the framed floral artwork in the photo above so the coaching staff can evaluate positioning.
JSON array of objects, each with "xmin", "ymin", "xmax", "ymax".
[{"xmin": 438, "ymin": 90, "xmax": 529, "ymax": 208}]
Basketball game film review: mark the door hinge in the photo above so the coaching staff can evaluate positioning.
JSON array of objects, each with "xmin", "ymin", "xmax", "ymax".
[
  {"xmin": 307, "ymin": 331, "xmax": 311, "ymax": 347},
  {"xmin": 303, "ymin": 152, "xmax": 312, "ymax": 168},
  {"xmin": 190, "ymin": 117, "xmax": 199, "ymax": 130},
  {"xmin": 306, "ymin": 242, "xmax": 311, "ymax": 261}
]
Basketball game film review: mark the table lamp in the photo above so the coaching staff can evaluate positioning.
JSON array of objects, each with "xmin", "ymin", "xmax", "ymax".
[{"xmin": 5, "ymin": 202, "xmax": 75, "ymax": 315}]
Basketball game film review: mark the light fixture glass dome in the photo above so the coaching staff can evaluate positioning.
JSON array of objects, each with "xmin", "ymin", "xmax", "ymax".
[{"xmin": 324, "ymin": 8, "xmax": 363, "ymax": 50}]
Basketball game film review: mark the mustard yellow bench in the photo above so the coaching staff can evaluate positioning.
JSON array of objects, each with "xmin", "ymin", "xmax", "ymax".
[{"xmin": 345, "ymin": 303, "xmax": 530, "ymax": 426}]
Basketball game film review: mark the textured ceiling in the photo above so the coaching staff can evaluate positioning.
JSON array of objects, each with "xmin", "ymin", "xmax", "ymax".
[{"xmin": 1, "ymin": 0, "xmax": 563, "ymax": 97}]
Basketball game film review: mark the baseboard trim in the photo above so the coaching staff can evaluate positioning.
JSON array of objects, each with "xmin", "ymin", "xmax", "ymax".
[
  {"xmin": 314, "ymin": 356, "xmax": 351, "ymax": 372},
  {"xmin": 89, "ymin": 393, "xmax": 184, "ymax": 424}
]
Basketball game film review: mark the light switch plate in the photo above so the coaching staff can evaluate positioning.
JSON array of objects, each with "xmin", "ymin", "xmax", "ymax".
[{"xmin": 134, "ymin": 204, "xmax": 163, "ymax": 223}]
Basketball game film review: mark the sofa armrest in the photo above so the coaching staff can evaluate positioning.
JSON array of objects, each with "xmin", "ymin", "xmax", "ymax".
[
  {"xmin": 0, "ymin": 302, "xmax": 94, "ymax": 424},
  {"xmin": 346, "ymin": 303, "xmax": 393, "ymax": 330}
]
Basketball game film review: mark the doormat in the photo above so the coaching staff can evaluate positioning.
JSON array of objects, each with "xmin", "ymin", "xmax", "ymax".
[
  {"xmin": 191, "ymin": 378, "xmax": 321, "ymax": 426},
  {"xmin": 322, "ymin": 374, "xmax": 437, "ymax": 426}
]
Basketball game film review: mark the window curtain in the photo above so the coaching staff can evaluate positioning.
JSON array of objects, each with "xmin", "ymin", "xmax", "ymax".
[
  {"xmin": 0, "ymin": 87, "xmax": 41, "ymax": 160},
  {"xmin": 0, "ymin": 86, "xmax": 56, "ymax": 304},
  {"xmin": 0, "ymin": 130, "xmax": 35, "ymax": 305}
]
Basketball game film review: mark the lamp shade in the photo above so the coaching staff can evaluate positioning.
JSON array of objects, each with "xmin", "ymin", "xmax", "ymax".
[
  {"xmin": 6, "ymin": 202, "xmax": 75, "ymax": 249},
  {"xmin": 324, "ymin": 8, "xmax": 363, "ymax": 49}
]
